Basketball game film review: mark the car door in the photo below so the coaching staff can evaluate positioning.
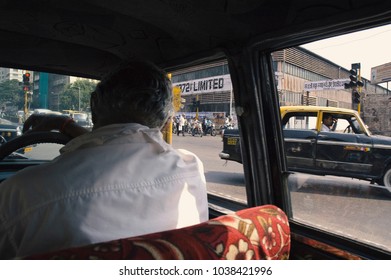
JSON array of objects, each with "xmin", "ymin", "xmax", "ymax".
[
  {"xmin": 316, "ymin": 113, "xmax": 374, "ymax": 176},
  {"xmin": 282, "ymin": 112, "xmax": 318, "ymax": 170}
]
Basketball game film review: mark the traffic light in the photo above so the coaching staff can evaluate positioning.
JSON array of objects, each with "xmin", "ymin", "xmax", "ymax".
[
  {"xmin": 22, "ymin": 72, "xmax": 31, "ymax": 92},
  {"xmin": 23, "ymin": 72, "xmax": 31, "ymax": 85},
  {"xmin": 344, "ymin": 68, "xmax": 364, "ymax": 89},
  {"xmin": 344, "ymin": 69, "xmax": 357, "ymax": 89},
  {"xmin": 352, "ymin": 89, "xmax": 360, "ymax": 104},
  {"xmin": 345, "ymin": 63, "xmax": 363, "ymax": 112}
]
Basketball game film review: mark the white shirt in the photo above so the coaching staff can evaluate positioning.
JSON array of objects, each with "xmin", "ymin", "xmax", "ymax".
[
  {"xmin": 0, "ymin": 123, "xmax": 208, "ymax": 259},
  {"xmin": 321, "ymin": 123, "xmax": 330, "ymax": 131},
  {"xmin": 179, "ymin": 115, "xmax": 185, "ymax": 126},
  {"xmin": 178, "ymin": 115, "xmax": 185, "ymax": 131}
]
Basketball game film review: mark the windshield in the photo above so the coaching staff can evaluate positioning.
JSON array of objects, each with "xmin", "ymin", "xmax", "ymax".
[
  {"xmin": 0, "ymin": 73, "xmax": 97, "ymax": 160},
  {"xmin": 351, "ymin": 117, "xmax": 367, "ymax": 134}
]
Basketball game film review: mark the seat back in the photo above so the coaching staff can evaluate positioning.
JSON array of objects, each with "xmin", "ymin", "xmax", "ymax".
[{"xmin": 25, "ymin": 205, "xmax": 290, "ymax": 260}]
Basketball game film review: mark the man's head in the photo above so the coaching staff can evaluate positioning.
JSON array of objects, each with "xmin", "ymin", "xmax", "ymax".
[
  {"xmin": 91, "ymin": 60, "xmax": 173, "ymax": 129},
  {"xmin": 322, "ymin": 113, "xmax": 334, "ymax": 127}
]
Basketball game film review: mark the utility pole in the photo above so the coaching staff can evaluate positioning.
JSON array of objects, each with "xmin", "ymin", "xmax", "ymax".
[
  {"xmin": 71, "ymin": 86, "xmax": 81, "ymax": 111},
  {"xmin": 357, "ymin": 67, "xmax": 362, "ymax": 114},
  {"xmin": 196, "ymin": 94, "xmax": 199, "ymax": 120},
  {"xmin": 77, "ymin": 87, "xmax": 80, "ymax": 111},
  {"xmin": 22, "ymin": 72, "xmax": 31, "ymax": 121}
]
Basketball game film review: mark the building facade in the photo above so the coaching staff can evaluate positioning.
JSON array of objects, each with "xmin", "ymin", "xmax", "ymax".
[
  {"xmin": 171, "ymin": 61, "xmax": 233, "ymax": 116},
  {"xmin": 171, "ymin": 47, "xmax": 390, "ymax": 134},
  {"xmin": 33, "ymin": 73, "xmax": 69, "ymax": 111},
  {"xmin": 32, "ymin": 73, "xmax": 89, "ymax": 111},
  {"xmin": 272, "ymin": 47, "xmax": 388, "ymax": 109},
  {"xmin": 0, "ymin": 68, "xmax": 23, "ymax": 83}
]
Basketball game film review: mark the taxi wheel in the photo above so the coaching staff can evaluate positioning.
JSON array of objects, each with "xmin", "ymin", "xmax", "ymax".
[
  {"xmin": 0, "ymin": 131, "xmax": 71, "ymax": 160},
  {"xmin": 381, "ymin": 166, "xmax": 391, "ymax": 189}
]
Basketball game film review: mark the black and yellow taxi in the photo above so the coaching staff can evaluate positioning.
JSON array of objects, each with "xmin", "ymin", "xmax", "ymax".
[{"xmin": 220, "ymin": 106, "xmax": 391, "ymax": 188}]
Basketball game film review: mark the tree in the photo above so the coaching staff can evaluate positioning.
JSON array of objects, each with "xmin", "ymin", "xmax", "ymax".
[
  {"xmin": 0, "ymin": 79, "xmax": 24, "ymax": 110},
  {"xmin": 60, "ymin": 79, "xmax": 97, "ymax": 112}
]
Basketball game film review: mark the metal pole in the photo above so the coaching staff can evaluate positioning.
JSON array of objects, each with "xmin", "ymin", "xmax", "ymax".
[
  {"xmin": 358, "ymin": 68, "xmax": 361, "ymax": 114},
  {"xmin": 162, "ymin": 73, "xmax": 173, "ymax": 144},
  {"xmin": 196, "ymin": 94, "xmax": 199, "ymax": 120},
  {"xmin": 24, "ymin": 90, "xmax": 28, "ymax": 121},
  {"xmin": 229, "ymin": 82, "xmax": 233, "ymax": 116},
  {"xmin": 53, "ymin": 92, "xmax": 59, "ymax": 111},
  {"xmin": 78, "ymin": 87, "xmax": 81, "ymax": 111}
]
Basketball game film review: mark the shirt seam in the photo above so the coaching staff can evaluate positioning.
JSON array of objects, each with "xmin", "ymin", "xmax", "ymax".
[{"xmin": 1, "ymin": 171, "xmax": 203, "ymax": 231}]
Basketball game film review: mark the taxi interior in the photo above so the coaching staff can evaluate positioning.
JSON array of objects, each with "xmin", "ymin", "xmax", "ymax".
[{"xmin": 1, "ymin": 0, "xmax": 391, "ymax": 259}]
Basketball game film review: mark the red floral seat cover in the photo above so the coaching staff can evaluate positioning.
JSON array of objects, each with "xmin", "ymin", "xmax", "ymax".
[{"xmin": 26, "ymin": 205, "xmax": 290, "ymax": 260}]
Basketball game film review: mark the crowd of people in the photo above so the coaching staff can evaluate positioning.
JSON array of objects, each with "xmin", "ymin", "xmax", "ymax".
[{"xmin": 172, "ymin": 115, "xmax": 234, "ymax": 136}]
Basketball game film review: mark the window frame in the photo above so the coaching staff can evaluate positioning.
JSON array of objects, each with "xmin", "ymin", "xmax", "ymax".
[{"xmin": 228, "ymin": 24, "xmax": 391, "ymax": 259}]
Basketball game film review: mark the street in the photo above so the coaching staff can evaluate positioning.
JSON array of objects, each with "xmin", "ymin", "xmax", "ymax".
[
  {"xmin": 172, "ymin": 133, "xmax": 391, "ymax": 251},
  {"xmin": 171, "ymin": 133, "xmax": 247, "ymax": 203}
]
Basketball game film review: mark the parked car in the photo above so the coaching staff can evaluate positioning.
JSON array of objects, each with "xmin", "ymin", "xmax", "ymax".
[
  {"xmin": 0, "ymin": 118, "xmax": 30, "ymax": 159},
  {"xmin": 62, "ymin": 110, "xmax": 93, "ymax": 129},
  {"xmin": 0, "ymin": 118, "xmax": 22, "ymax": 143},
  {"xmin": 71, "ymin": 112, "xmax": 92, "ymax": 129},
  {"xmin": 220, "ymin": 106, "xmax": 391, "ymax": 188}
]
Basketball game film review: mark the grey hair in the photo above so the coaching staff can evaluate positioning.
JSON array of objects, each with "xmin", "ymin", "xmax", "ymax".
[{"xmin": 91, "ymin": 60, "xmax": 173, "ymax": 129}]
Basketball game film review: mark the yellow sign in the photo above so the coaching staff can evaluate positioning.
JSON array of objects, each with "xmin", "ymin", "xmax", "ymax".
[
  {"xmin": 24, "ymin": 147, "xmax": 33, "ymax": 153},
  {"xmin": 227, "ymin": 138, "xmax": 237, "ymax": 145}
]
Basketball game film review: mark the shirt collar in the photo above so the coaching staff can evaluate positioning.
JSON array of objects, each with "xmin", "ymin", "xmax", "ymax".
[{"xmin": 60, "ymin": 123, "xmax": 169, "ymax": 154}]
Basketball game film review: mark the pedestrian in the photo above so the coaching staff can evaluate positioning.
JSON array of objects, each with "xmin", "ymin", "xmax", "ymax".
[{"xmin": 178, "ymin": 114, "xmax": 186, "ymax": 136}]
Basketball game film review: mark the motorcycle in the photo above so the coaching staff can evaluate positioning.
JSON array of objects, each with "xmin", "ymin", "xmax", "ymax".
[
  {"xmin": 204, "ymin": 123, "xmax": 216, "ymax": 136},
  {"xmin": 191, "ymin": 121, "xmax": 203, "ymax": 137}
]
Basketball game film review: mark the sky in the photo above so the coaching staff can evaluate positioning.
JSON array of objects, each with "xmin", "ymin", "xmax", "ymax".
[{"xmin": 301, "ymin": 24, "xmax": 391, "ymax": 83}]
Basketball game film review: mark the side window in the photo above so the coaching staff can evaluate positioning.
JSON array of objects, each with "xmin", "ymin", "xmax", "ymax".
[
  {"xmin": 273, "ymin": 24, "xmax": 391, "ymax": 253},
  {"xmin": 170, "ymin": 61, "xmax": 247, "ymax": 207},
  {"xmin": 350, "ymin": 117, "xmax": 364, "ymax": 134},
  {"xmin": 327, "ymin": 114, "xmax": 365, "ymax": 134},
  {"xmin": 332, "ymin": 118, "xmax": 351, "ymax": 133},
  {"xmin": 283, "ymin": 113, "xmax": 317, "ymax": 130}
]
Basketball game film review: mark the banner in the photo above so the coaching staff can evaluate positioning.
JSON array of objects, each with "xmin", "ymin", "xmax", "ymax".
[
  {"xmin": 371, "ymin": 62, "xmax": 391, "ymax": 84},
  {"xmin": 304, "ymin": 79, "xmax": 349, "ymax": 91},
  {"xmin": 173, "ymin": 75, "xmax": 232, "ymax": 95}
]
